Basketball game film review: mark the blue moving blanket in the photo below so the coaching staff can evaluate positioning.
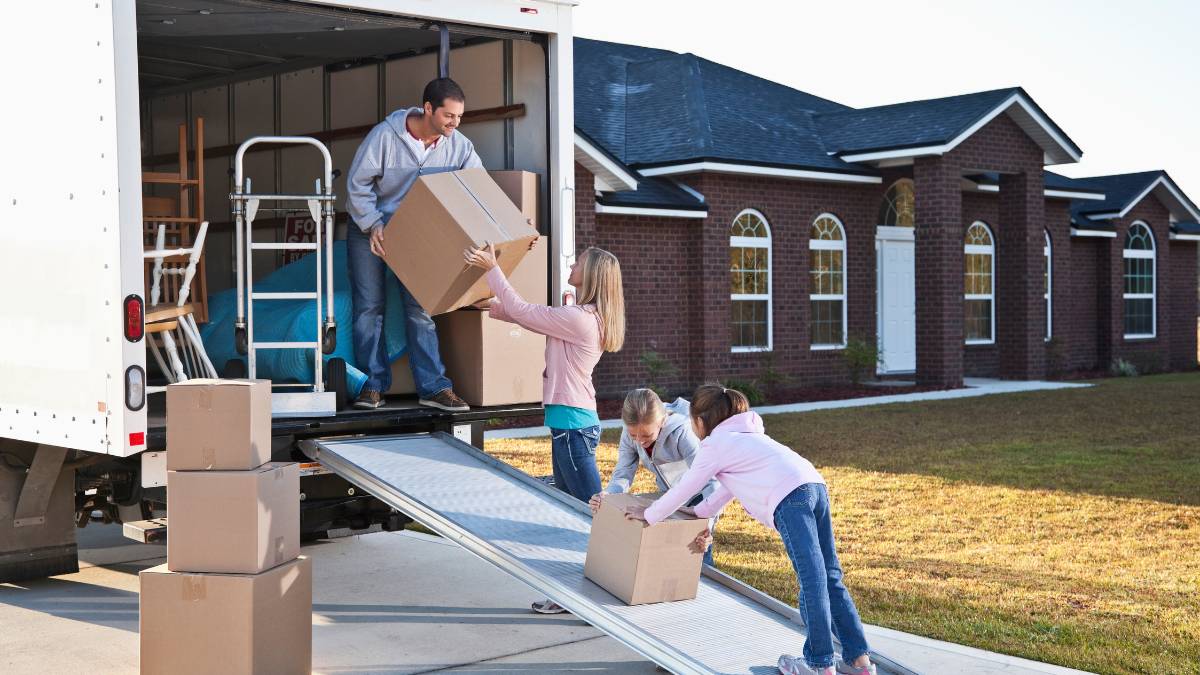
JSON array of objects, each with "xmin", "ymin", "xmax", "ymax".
[{"xmin": 200, "ymin": 242, "xmax": 407, "ymax": 397}]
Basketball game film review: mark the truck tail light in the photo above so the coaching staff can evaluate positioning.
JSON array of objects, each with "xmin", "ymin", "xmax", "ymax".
[
  {"xmin": 124, "ymin": 294, "xmax": 144, "ymax": 342},
  {"xmin": 125, "ymin": 365, "xmax": 146, "ymax": 411}
]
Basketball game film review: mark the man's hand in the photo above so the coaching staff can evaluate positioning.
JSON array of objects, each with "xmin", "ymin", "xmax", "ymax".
[
  {"xmin": 623, "ymin": 504, "xmax": 648, "ymax": 522},
  {"xmin": 369, "ymin": 226, "xmax": 386, "ymax": 257},
  {"xmin": 588, "ymin": 492, "xmax": 605, "ymax": 515},
  {"xmin": 688, "ymin": 529, "xmax": 713, "ymax": 555},
  {"xmin": 527, "ymin": 236, "xmax": 538, "ymax": 252},
  {"xmin": 463, "ymin": 242, "xmax": 498, "ymax": 271}
]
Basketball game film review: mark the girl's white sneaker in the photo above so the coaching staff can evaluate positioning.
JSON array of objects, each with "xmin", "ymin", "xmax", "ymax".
[
  {"xmin": 777, "ymin": 654, "xmax": 835, "ymax": 675},
  {"xmin": 835, "ymin": 661, "xmax": 877, "ymax": 675}
]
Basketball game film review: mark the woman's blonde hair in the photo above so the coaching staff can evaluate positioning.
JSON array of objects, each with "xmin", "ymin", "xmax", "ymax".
[
  {"xmin": 576, "ymin": 247, "xmax": 625, "ymax": 352},
  {"xmin": 621, "ymin": 388, "xmax": 666, "ymax": 426}
]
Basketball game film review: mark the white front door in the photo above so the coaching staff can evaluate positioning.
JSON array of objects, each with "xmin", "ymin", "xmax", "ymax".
[{"xmin": 877, "ymin": 227, "xmax": 916, "ymax": 373}]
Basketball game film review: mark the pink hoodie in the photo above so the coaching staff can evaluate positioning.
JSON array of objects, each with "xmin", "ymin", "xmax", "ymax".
[
  {"xmin": 643, "ymin": 411, "xmax": 825, "ymax": 530},
  {"xmin": 485, "ymin": 266, "xmax": 603, "ymax": 409}
]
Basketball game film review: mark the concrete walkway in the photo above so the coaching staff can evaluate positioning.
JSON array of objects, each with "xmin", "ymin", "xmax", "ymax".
[
  {"xmin": 1, "ymin": 522, "xmax": 1092, "ymax": 674},
  {"xmin": 485, "ymin": 378, "xmax": 1090, "ymax": 440}
]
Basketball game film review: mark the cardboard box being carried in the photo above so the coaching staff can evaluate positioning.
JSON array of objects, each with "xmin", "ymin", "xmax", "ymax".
[
  {"xmin": 584, "ymin": 493, "xmax": 707, "ymax": 606},
  {"xmin": 167, "ymin": 462, "xmax": 299, "ymax": 574},
  {"xmin": 434, "ymin": 309, "xmax": 545, "ymax": 407},
  {"xmin": 507, "ymin": 235, "xmax": 549, "ymax": 304},
  {"xmin": 383, "ymin": 168, "xmax": 538, "ymax": 316},
  {"xmin": 166, "ymin": 379, "xmax": 271, "ymax": 471},
  {"xmin": 140, "ymin": 556, "xmax": 311, "ymax": 675}
]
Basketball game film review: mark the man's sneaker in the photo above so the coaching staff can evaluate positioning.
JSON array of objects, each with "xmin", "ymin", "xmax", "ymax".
[
  {"xmin": 778, "ymin": 654, "xmax": 834, "ymax": 675},
  {"xmin": 354, "ymin": 389, "xmax": 383, "ymax": 409},
  {"xmin": 835, "ymin": 661, "xmax": 877, "ymax": 675},
  {"xmin": 530, "ymin": 599, "xmax": 568, "ymax": 614},
  {"xmin": 419, "ymin": 388, "xmax": 470, "ymax": 412}
]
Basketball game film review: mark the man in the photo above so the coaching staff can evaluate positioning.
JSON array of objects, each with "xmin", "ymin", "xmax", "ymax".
[{"xmin": 345, "ymin": 77, "xmax": 480, "ymax": 411}]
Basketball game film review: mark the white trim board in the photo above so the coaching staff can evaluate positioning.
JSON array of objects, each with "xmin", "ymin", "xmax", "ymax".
[
  {"xmin": 1070, "ymin": 228, "xmax": 1117, "ymax": 238},
  {"xmin": 974, "ymin": 183, "xmax": 1106, "ymax": 201},
  {"xmin": 839, "ymin": 92, "xmax": 1082, "ymax": 166},
  {"xmin": 1170, "ymin": 232, "xmax": 1200, "ymax": 241},
  {"xmin": 573, "ymin": 133, "xmax": 638, "ymax": 192},
  {"xmin": 594, "ymin": 203, "xmax": 708, "ymax": 219},
  {"xmin": 637, "ymin": 161, "xmax": 882, "ymax": 184}
]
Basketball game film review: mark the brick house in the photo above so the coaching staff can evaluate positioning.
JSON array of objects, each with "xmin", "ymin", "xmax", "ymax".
[{"xmin": 570, "ymin": 38, "xmax": 1200, "ymax": 396}]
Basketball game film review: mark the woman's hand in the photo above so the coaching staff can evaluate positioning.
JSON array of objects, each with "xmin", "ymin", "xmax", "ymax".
[
  {"xmin": 688, "ymin": 529, "xmax": 713, "ymax": 554},
  {"xmin": 463, "ymin": 242, "xmax": 498, "ymax": 271},
  {"xmin": 623, "ymin": 504, "xmax": 647, "ymax": 522},
  {"xmin": 588, "ymin": 492, "xmax": 605, "ymax": 515}
]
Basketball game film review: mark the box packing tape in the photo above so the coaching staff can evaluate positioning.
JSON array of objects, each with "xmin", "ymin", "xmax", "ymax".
[
  {"xmin": 183, "ymin": 575, "xmax": 206, "ymax": 601},
  {"xmin": 452, "ymin": 172, "xmax": 511, "ymax": 240}
]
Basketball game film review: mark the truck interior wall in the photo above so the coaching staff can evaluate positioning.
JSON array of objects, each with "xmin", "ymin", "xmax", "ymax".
[{"xmin": 142, "ymin": 39, "xmax": 546, "ymax": 296}]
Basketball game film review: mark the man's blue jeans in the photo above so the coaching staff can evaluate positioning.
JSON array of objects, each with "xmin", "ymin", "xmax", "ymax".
[
  {"xmin": 774, "ymin": 483, "xmax": 870, "ymax": 669},
  {"xmin": 549, "ymin": 425, "xmax": 603, "ymax": 501},
  {"xmin": 346, "ymin": 226, "xmax": 451, "ymax": 397}
]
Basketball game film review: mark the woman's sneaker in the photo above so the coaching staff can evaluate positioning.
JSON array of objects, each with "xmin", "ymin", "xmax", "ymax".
[
  {"xmin": 777, "ymin": 654, "xmax": 834, "ymax": 675},
  {"xmin": 836, "ymin": 661, "xmax": 877, "ymax": 675},
  {"xmin": 530, "ymin": 599, "xmax": 568, "ymax": 614}
]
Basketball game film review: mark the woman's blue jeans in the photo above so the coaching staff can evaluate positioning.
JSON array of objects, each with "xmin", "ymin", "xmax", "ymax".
[{"xmin": 549, "ymin": 425, "xmax": 603, "ymax": 501}]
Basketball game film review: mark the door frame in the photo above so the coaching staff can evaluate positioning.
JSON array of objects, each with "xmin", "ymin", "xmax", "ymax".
[{"xmin": 875, "ymin": 226, "xmax": 916, "ymax": 374}]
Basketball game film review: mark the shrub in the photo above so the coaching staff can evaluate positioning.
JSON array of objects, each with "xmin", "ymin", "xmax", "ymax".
[
  {"xmin": 721, "ymin": 377, "xmax": 766, "ymax": 407},
  {"xmin": 639, "ymin": 350, "xmax": 678, "ymax": 399},
  {"xmin": 758, "ymin": 352, "xmax": 791, "ymax": 396},
  {"xmin": 1109, "ymin": 358, "xmax": 1138, "ymax": 377},
  {"xmin": 843, "ymin": 336, "xmax": 883, "ymax": 384}
]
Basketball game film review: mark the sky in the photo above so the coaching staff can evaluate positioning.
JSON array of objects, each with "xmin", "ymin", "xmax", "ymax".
[{"xmin": 573, "ymin": 0, "xmax": 1200, "ymax": 200}]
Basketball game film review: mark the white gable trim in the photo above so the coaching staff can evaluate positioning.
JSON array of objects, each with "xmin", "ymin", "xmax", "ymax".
[
  {"xmin": 840, "ymin": 92, "xmax": 1082, "ymax": 166},
  {"xmin": 1171, "ymin": 232, "xmax": 1200, "ymax": 241},
  {"xmin": 1070, "ymin": 228, "xmax": 1117, "ymax": 239},
  {"xmin": 574, "ymin": 133, "xmax": 638, "ymax": 193},
  {"xmin": 637, "ymin": 161, "xmax": 881, "ymax": 184},
  {"xmin": 594, "ymin": 203, "xmax": 708, "ymax": 219},
  {"xmin": 1086, "ymin": 175, "xmax": 1200, "ymax": 222}
]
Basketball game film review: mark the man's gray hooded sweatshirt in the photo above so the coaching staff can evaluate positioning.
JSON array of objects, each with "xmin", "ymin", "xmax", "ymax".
[
  {"xmin": 605, "ymin": 398, "xmax": 723, "ymax": 515},
  {"xmin": 346, "ymin": 107, "xmax": 483, "ymax": 233}
]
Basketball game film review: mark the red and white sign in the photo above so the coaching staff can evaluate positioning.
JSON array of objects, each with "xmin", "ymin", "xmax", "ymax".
[{"xmin": 282, "ymin": 212, "xmax": 317, "ymax": 265}]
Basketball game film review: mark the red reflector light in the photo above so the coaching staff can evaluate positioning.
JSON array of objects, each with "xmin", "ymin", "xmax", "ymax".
[
  {"xmin": 124, "ymin": 294, "xmax": 144, "ymax": 342},
  {"xmin": 129, "ymin": 432, "xmax": 145, "ymax": 447},
  {"xmin": 520, "ymin": 7, "xmax": 538, "ymax": 13}
]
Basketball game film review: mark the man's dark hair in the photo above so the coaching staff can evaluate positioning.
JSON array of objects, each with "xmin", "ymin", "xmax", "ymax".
[{"xmin": 423, "ymin": 78, "xmax": 466, "ymax": 111}]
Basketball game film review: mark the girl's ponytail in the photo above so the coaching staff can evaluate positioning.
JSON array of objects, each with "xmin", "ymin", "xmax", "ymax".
[{"xmin": 690, "ymin": 383, "xmax": 750, "ymax": 437}]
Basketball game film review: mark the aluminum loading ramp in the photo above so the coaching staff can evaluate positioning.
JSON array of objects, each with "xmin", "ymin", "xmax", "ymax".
[{"xmin": 301, "ymin": 433, "xmax": 918, "ymax": 675}]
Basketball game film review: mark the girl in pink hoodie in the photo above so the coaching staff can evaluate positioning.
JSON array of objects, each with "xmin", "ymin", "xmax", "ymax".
[
  {"xmin": 625, "ymin": 384, "xmax": 876, "ymax": 675},
  {"xmin": 465, "ymin": 243, "xmax": 625, "ymax": 614}
]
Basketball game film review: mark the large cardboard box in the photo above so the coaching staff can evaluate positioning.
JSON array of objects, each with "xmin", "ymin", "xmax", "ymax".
[
  {"xmin": 140, "ymin": 556, "xmax": 311, "ymax": 675},
  {"xmin": 584, "ymin": 493, "xmax": 707, "ymax": 605},
  {"xmin": 487, "ymin": 170, "xmax": 539, "ymax": 230},
  {"xmin": 167, "ymin": 462, "xmax": 299, "ymax": 574},
  {"xmin": 508, "ymin": 235, "xmax": 549, "ymax": 304},
  {"xmin": 434, "ymin": 309, "xmax": 545, "ymax": 407},
  {"xmin": 383, "ymin": 168, "xmax": 539, "ymax": 316},
  {"xmin": 166, "ymin": 379, "xmax": 271, "ymax": 471}
]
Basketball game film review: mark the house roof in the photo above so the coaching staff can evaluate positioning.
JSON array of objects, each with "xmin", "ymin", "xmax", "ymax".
[
  {"xmin": 1071, "ymin": 171, "xmax": 1200, "ymax": 222},
  {"xmin": 1173, "ymin": 221, "xmax": 1200, "ymax": 235},
  {"xmin": 597, "ymin": 175, "xmax": 706, "ymax": 213}
]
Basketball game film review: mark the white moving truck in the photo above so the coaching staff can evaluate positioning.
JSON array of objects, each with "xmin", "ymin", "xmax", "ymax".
[{"xmin": 0, "ymin": 0, "xmax": 578, "ymax": 582}]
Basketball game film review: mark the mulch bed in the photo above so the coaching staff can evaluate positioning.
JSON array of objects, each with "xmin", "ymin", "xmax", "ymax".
[{"xmin": 483, "ymin": 382, "xmax": 953, "ymax": 431}]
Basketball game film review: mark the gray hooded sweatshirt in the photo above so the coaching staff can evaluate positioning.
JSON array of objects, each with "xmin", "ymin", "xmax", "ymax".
[
  {"xmin": 605, "ymin": 398, "xmax": 722, "ymax": 510},
  {"xmin": 346, "ymin": 106, "xmax": 484, "ymax": 233}
]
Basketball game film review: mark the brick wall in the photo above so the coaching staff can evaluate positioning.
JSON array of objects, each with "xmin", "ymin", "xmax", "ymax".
[
  {"xmin": 1102, "ymin": 197, "xmax": 1173, "ymax": 372},
  {"xmin": 1169, "ymin": 240, "xmax": 1199, "ymax": 370}
]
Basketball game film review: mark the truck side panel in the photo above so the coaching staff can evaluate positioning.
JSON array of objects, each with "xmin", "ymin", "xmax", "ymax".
[{"xmin": 0, "ymin": 1, "xmax": 142, "ymax": 456}]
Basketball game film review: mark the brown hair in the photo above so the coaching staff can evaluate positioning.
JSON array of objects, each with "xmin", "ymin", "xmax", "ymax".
[
  {"xmin": 689, "ymin": 384, "xmax": 750, "ymax": 438},
  {"xmin": 621, "ymin": 388, "xmax": 666, "ymax": 427}
]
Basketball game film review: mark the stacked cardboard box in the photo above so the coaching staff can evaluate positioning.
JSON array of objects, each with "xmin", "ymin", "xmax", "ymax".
[
  {"xmin": 141, "ymin": 379, "xmax": 311, "ymax": 675},
  {"xmin": 584, "ymin": 493, "xmax": 707, "ymax": 605}
]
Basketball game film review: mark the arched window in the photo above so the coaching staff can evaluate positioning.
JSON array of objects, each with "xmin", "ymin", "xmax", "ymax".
[
  {"xmin": 1044, "ymin": 230, "xmax": 1052, "ymax": 340},
  {"xmin": 730, "ymin": 209, "xmax": 772, "ymax": 351},
  {"xmin": 1123, "ymin": 222, "xmax": 1156, "ymax": 339},
  {"xmin": 964, "ymin": 221, "xmax": 995, "ymax": 344},
  {"xmin": 878, "ymin": 179, "xmax": 915, "ymax": 227},
  {"xmin": 809, "ymin": 214, "xmax": 847, "ymax": 348}
]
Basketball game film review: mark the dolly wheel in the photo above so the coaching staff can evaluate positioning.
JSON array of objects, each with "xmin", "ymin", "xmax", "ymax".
[{"xmin": 325, "ymin": 357, "xmax": 348, "ymax": 411}]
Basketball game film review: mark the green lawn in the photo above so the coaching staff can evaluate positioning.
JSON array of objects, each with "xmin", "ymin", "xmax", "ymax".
[{"xmin": 486, "ymin": 372, "xmax": 1200, "ymax": 675}]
